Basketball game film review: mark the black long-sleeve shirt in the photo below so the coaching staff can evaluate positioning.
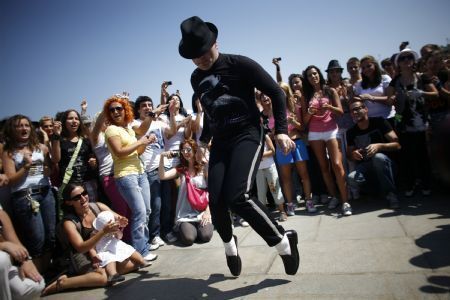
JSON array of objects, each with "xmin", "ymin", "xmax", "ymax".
[{"xmin": 191, "ymin": 53, "xmax": 287, "ymax": 143}]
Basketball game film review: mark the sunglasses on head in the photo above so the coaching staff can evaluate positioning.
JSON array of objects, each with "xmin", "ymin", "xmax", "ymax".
[
  {"xmin": 70, "ymin": 190, "xmax": 88, "ymax": 201},
  {"xmin": 398, "ymin": 55, "xmax": 414, "ymax": 62},
  {"xmin": 109, "ymin": 106, "xmax": 124, "ymax": 113}
]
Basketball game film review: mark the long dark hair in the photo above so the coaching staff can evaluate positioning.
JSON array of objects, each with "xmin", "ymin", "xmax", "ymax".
[
  {"xmin": 302, "ymin": 65, "xmax": 326, "ymax": 101},
  {"xmin": 62, "ymin": 183, "xmax": 86, "ymax": 215},
  {"xmin": 164, "ymin": 94, "xmax": 188, "ymax": 117},
  {"xmin": 177, "ymin": 139, "xmax": 203, "ymax": 176},
  {"xmin": 2, "ymin": 114, "xmax": 40, "ymax": 153},
  {"xmin": 60, "ymin": 109, "xmax": 89, "ymax": 139},
  {"xmin": 360, "ymin": 55, "xmax": 382, "ymax": 89}
]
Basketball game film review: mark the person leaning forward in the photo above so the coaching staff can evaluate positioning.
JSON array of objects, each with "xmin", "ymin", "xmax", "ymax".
[{"xmin": 178, "ymin": 16, "xmax": 300, "ymax": 276}]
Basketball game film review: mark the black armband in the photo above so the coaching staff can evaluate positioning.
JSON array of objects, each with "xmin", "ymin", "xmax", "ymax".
[{"xmin": 51, "ymin": 134, "xmax": 61, "ymax": 141}]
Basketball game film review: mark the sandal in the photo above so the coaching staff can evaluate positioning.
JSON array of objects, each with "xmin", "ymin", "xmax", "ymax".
[{"xmin": 41, "ymin": 275, "xmax": 66, "ymax": 296}]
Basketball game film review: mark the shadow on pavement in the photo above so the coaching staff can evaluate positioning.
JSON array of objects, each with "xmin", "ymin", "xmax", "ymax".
[{"xmin": 104, "ymin": 272, "xmax": 290, "ymax": 300}]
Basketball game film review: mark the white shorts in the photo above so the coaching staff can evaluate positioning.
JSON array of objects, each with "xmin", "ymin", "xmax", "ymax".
[{"xmin": 308, "ymin": 128, "xmax": 338, "ymax": 142}]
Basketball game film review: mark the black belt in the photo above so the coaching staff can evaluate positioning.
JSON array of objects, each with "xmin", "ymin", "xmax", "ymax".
[{"xmin": 12, "ymin": 186, "xmax": 50, "ymax": 198}]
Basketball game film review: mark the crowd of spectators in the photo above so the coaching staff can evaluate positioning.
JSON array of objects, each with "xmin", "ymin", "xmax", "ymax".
[{"xmin": 0, "ymin": 41, "xmax": 449, "ymax": 298}]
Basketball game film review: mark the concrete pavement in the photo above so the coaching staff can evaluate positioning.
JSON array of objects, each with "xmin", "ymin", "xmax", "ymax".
[{"xmin": 43, "ymin": 192, "xmax": 450, "ymax": 299}]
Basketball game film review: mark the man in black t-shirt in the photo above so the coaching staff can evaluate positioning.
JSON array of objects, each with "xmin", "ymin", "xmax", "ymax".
[
  {"xmin": 178, "ymin": 16, "xmax": 299, "ymax": 276},
  {"xmin": 346, "ymin": 101, "xmax": 401, "ymax": 208}
]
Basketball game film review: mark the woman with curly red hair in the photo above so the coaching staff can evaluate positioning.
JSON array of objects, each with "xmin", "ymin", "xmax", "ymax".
[{"xmin": 102, "ymin": 95, "xmax": 157, "ymax": 262}]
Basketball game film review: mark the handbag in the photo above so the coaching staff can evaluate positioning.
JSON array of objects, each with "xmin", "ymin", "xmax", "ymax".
[{"xmin": 184, "ymin": 171, "xmax": 209, "ymax": 211}]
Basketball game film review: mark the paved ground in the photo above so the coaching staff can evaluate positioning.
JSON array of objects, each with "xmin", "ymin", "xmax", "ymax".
[{"xmin": 42, "ymin": 191, "xmax": 450, "ymax": 300}]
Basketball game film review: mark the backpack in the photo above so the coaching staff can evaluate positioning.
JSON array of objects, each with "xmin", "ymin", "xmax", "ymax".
[{"xmin": 55, "ymin": 202, "xmax": 101, "ymax": 275}]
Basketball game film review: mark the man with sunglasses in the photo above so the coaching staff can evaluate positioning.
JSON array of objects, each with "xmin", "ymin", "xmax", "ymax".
[
  {"xmin": 178, "ymin": 16, "xmax": 299, "ymax": 277},
  {"xmin": 346, "ymin": 100, "xmax": 401, "ymax": 209}
]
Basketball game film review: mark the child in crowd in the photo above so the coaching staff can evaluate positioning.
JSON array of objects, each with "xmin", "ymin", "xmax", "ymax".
[{"xmin": 91, "ymin": 211, "xmax": 150, "ymax": 284}]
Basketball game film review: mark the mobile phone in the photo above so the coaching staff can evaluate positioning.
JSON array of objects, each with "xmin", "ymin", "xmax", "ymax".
[
  {"xmin": 166, "ymin": 81, "xmax": 172, "ymax": 85},
  {"xmin": 170, "ymin": 151, "xmax": 179, "ymax": 158}
]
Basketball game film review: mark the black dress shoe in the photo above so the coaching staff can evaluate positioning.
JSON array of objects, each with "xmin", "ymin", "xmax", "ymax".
[
  {"xmin": 226, "ymin": 235, "xmax": 242, "ymax": 276},
  {"xmin": 280, "ymin": 230, "xmax": 300, "ymax": 275}
]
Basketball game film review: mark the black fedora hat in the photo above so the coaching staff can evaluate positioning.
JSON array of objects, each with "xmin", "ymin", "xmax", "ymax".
[
  {"xmin": 179, "ymin": 16, "xmax": 218, "ymax": 59},
  {"xmin": 325, "ymin": 59, "xmax": 344, "ymax": 72}
]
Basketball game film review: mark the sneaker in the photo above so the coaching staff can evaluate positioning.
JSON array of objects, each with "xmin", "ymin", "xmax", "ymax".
[
  {"xmin": 312, "ymin": 195, "xmax": 320, "ymax": 205},
  {"xmin": 239, "ymin": 218, "xmax": 249, "ymax": 227},
  {"xmin": 226, "ymin": 235, "xmax": 241, "ymax": 276},
  {"xmin": 286, "ymin": 203, "xmax": 296, "ymax": 216},
  {"xmin": 165, "ymin": 232, "xmax": 178, "ymax": 243},
  {"xmin": 320, "ymin": 194, "xmax": 330, "ymax": 204},
  {"xmin": 305, "ymin": 200, "xmax": 317, "ymax": 213},
  {"xmin": 342, "ymin": 202, "xmax": 352, "ymax": 216},
  {"xmin": 279, "ymin": 212, "xmax": 288, "ymax": 222},
  {"xmin": 328, "ymin": 197, "xmax": 340, "ymax": 209},
  {"xmin": 144, "ymin": 252, "xmax": 158, "ymax": 262},
  {"xmin": 280, "ymin": 230, "xmax": 300, "ymax": 275},
  {"xmin": 386, "ymin": 192, "xmax": 399, "ymax": 209},
  {"xmin": 404, "ymin": 189, "xmax": 414, "ymax": 197},
  {"xmin": 152, "ymin": 236, "xmax": 165, "ymax": 247},
  {"xmin": 422, "ymin": 189, "xmax": 431, "ymax": 196},
  {"xmin": 149, "ymin": 243, "xmax": 160, "ymax": 251}
]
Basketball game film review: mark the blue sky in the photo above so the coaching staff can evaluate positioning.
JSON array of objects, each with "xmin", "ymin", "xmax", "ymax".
[{"xmin": 1, "ymin": 0, "xmax": 449, "ymax": 121}]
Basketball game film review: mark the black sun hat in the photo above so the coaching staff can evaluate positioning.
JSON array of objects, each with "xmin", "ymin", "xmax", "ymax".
[
  {"xmin": 325, "ymin": 59, "xmax": 344, "ymax": 72},
  {"xmin": 179, "ymin": 16, "xmax": 218, "ymax": 59}
]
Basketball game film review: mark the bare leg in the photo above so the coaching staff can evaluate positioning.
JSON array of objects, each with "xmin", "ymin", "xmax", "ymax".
[
  {"xmin": 294, "ymin": 161, "xmax": 312, "ymax": 200},
  {"xmin": 278, "ymin": 163, "xmax": 294, "ymax": 203},
  {"xmin": 310, "ymin": 140, "xmax": 338, "ymax": 197},
  {"xmin": 326, "ymin": 139, "xmax": 348, "ymax": 203},
  {"xmin": 42, "ymin": 269, "xmax": 108, "ymax": 296}
]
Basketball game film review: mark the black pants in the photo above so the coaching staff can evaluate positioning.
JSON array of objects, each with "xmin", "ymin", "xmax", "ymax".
[
  {"xmin": 208, "ymin": 126, "xmax": 285, "ymax": 247},
  {"xmin": 399, "ymin": 131, "xmax": 431, "ymax": 190}
]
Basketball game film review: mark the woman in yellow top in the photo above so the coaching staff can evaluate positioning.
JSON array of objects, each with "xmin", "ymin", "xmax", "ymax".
[{"xmin": 103, "ymin": 95, "xmax": 156, "ymax": 261}]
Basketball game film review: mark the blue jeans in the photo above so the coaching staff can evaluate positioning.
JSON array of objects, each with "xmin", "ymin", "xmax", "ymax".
[
  {"xmin": 146, "ymin": 168, "xmax": 167, "ymax": 240},
  {"xmin": 116, "ymin": 173, "xmax": 151, "ymax": 256},
  {"xmin": 348, "ymin": 153, "xmax": 396, "ymax": 196},
  {"xmin": 10, "ymin": 188, "xmax": 56, "ymax": 257}
]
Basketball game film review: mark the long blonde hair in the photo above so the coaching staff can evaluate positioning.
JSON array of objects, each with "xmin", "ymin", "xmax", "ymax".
[{"xmin": 279, "ymin": 82, "xmax": 296, "ymax": 113}]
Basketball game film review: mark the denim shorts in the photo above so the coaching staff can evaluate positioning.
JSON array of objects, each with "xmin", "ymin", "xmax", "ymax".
[{"xmin": 275, "ymin": 139, "xmax": 309, "ymax": 165}]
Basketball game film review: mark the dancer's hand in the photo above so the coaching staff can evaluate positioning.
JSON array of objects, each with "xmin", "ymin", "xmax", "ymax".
[{"xmin": 275, "ymin": 134, "xmax": 295, "ymax": 155}]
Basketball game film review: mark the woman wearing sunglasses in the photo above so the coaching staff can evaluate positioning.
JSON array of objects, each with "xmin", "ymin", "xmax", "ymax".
[
  {"xmin": 103, "ymin": 95, "xmax": 156, "ymax": 261},
  {"xmin": 41, "ymin": 183, "xmax": 148, "ymax": 295},
  {"xmin": 158, "ymin": 139, "xmax": 212, "ymax": 246}
]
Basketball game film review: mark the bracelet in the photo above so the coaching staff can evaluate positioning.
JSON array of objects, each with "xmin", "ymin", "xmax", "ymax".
[
  {"xmin": 307, "ymin": 107, "xmax": 315, "ymax": 115},
  {"xmin": 51, "ymin": 134, "xmax": 61, "ymax": 141}
]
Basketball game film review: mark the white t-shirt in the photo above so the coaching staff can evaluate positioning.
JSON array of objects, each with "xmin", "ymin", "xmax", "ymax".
[
  {"xmin": 132, "ymin": 119, "xmax": 170, "ymax": 172},
  {"xmin": 92, "ymin": 133, "xmax": 114, "ymax": 177},
  {"xmin": 354, "ymin": 74, "xmax": 395, "ymax": 119},
  {"xmin": 163, "ymin": 114, "xmax": 187, "ymax": 167},
  {"xmin": 258, "ymin": 141, "xmax": 275, "ymax": 170}
]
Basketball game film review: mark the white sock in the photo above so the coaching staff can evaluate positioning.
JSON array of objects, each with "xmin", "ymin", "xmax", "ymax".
[
  {"xmin": 223, "ymin": 237, "xmax": 237, "ymax": 256},
  {"xmin": 275, "ymin": 234, "xmax": 291, "ymax": 256}
]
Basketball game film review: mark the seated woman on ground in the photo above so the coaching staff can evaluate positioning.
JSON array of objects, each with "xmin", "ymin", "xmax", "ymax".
[
  {"xmin": 41, "ymin": 184, "xmax": 149, "ymax": 296},
  {"xmin": 158, "ymin": 139, "xmax": 213, "ymax": 246}
]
